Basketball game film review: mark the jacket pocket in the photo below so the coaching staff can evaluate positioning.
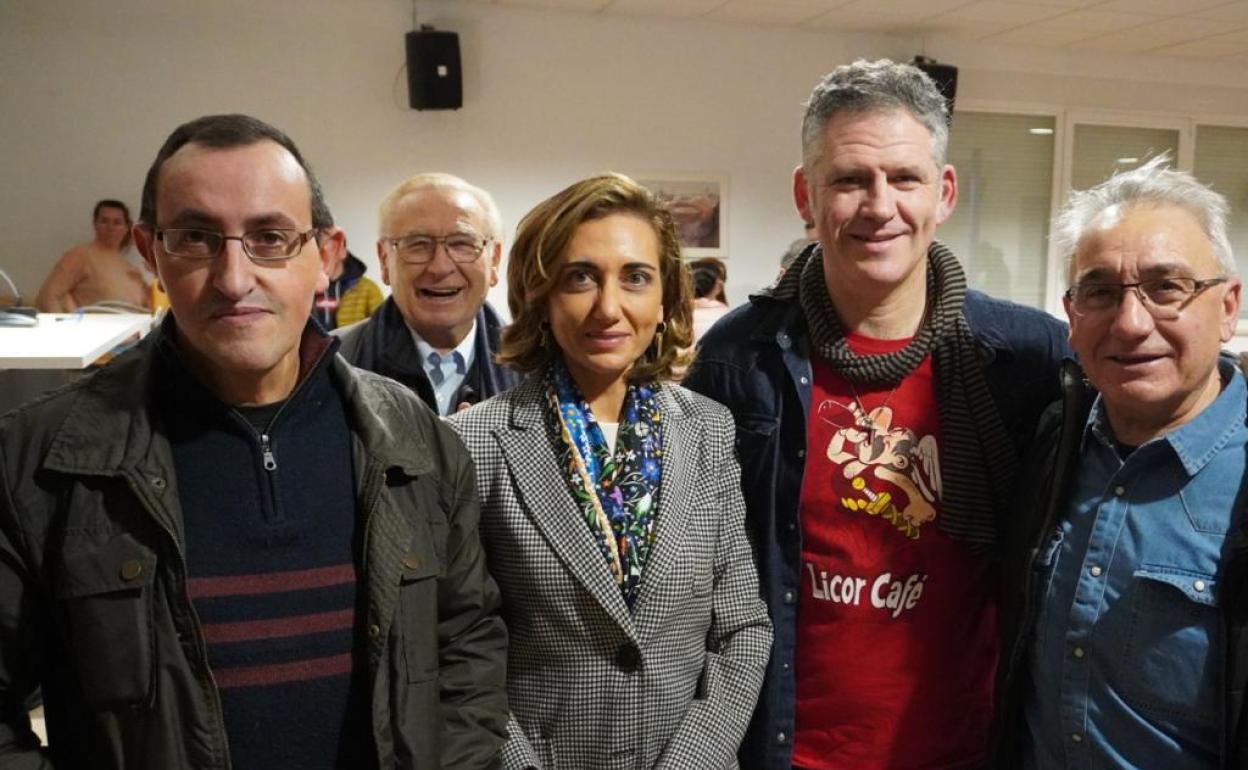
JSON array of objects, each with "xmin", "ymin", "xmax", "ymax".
[
  {"xmin": 733, "ymin": 413, "xmax": 777, "ymax": 455},
  {"xmin": 1120, "ymin": 567, "xmax": 1220, "ymax": 732},
  {"xmin": 733, "ymin": 413, "xmax": 778, "ymax": 493},
  {"xmin": 54, "ymin": 533, "xmax": 157, "ymax": 707},
  {"xmin": 694, "ymin": 650, "xmax": 725, "ymax": 700},
  {"xmin": 398, "ymin": 540, "xmax": 443, "ymax": 683}
]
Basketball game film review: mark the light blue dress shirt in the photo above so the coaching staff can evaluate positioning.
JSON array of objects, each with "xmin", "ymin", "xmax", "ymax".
[
  {"xmin": 410, "ymin": 321, "xmax": 477, "ymax": 416},
  {"xmin": 1023, "ymin": 360, "xmax": 1246, "ymax": 770}
]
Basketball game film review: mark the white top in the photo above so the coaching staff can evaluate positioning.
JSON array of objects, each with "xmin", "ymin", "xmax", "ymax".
[
  {"xmin": 598, "ymin": 421, "xmax": 619, "ymax": 453},
  {"xmin": 692, "ymin": 300, "xmax": 730, "ymax": 342}
]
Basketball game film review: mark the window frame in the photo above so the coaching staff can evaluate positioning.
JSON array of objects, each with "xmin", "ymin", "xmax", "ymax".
[{"xmin": 954, "ymin": 99, "xmax": 1248, "ymax": 337}]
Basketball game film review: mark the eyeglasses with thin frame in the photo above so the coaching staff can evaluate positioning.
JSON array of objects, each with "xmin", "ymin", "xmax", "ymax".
[
  {"xmin": 155, "ymin": 227, "xmax": 318, "ymax": 262},
  {"xmin": 384, "ymin": 233, "xmax": 491, "ymax": 264},
  {"xmin": 1065, "ymin": 276, "xmax": 1228, "ymax": 319}
]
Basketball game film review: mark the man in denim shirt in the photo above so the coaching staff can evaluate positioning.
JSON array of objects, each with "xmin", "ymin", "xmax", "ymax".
[{"xmin": 999, "ymin": 157, "xmax": 1247, "ymax": 768}]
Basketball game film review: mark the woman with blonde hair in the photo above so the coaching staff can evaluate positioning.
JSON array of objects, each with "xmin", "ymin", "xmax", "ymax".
[{"xmin": 449, "ymin": 173, "xmax": 771, "ymax": 769}]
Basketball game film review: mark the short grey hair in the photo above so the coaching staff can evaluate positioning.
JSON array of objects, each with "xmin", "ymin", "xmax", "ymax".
[
  {"xmin": 378, "ymin": 172, "xmax": 503, "ymax": 242},
  {"xmin": 801, "ymin": 58, "xmax": 950, "ymax": 171},
  {"xmin": 1054, "ymin": 154, "xmax": 1236, "ymax": 284}
]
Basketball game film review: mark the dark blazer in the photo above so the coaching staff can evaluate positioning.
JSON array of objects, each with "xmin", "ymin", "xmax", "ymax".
[
  {"xmin": 449, "ymin": 374, "xmax": 773, "ymax": 770},
  {"xmin": 335, "ymin": 297, "xmax": 522, "ymax": 413}
]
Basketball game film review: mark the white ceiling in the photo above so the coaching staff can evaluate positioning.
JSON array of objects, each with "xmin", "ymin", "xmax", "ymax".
[{"xmin": 470, "ymin": 0, "xmax": 1248, "ymax": 60}]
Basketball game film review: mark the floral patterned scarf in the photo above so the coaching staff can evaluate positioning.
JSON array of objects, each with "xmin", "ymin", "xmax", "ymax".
[{"xmin": 545, "ymin": 358, "xmax": 664, "ymax": 611}]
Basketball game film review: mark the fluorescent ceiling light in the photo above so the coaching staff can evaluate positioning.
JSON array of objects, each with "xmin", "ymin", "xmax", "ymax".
[
  {"xmin": 1028, "ymin": 127, "xmax": 1054, "ymax": 135},
  {"xmin": 1117, "ymin": 157, "xmax": 1139, "ymax": 164}
]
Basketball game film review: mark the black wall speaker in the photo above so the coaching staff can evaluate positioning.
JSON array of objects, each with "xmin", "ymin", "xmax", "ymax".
[
  {"xmin": 912, "ymin": 56, "xmax": 957, "ymax": 121},
  {"xmin": 406, "ymin": 27, "xmax": 462, "ymax": 110}
]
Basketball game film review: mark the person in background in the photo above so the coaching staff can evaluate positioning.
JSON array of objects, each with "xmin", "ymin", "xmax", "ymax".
[
  {"xmin": 313, "ymin": 241, "xmax": 383, "ymax": 330},
  {"xmin": 449, "ymin": 173, "xmax": 772, "ymax": 769},
  {"xmin": 689, "ymin": 257, "xmax": 729, "ymax": 342},
  {"xmin": 336, "ymin": 173, "xmax": 521, "ymax": 414},
  {"xmin": 999, "ymin": 157, "xmax": 1246, "ymax": 769},
  {"xmin": 0, "ymin": 113, "xmax": 507, "ymax": 769},
  {"xmin": 777, "ymin": 221, "xmax": 818, "ymax": 281},
  {"xmin": 684, "ymin": 59, "xmax": 1070, "ymax": 770},
  {"xmin": 36, "ymin": 199, "xmax": 151, "ymax": 311}
]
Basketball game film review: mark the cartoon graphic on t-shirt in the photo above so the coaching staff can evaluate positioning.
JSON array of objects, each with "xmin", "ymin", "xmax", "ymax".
[{"xmin": 817, "ymin": 398, "xmax": 941, "ymax": 539}]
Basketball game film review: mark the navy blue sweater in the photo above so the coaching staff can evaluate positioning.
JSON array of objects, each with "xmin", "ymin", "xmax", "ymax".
[{"xmin": 154, "ymin": 332, "xmax": 375, "ymax": 769}]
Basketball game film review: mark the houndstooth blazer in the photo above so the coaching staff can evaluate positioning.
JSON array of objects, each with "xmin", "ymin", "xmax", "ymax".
[{"xmin": 448, "ymin": 373, "xmax": 772, "ymax": 770}]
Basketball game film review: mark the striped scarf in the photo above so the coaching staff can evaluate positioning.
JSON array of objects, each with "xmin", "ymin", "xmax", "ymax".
[{"xmin": 780, "ymin": 241, "xmax": 1017, "ymax": 550}]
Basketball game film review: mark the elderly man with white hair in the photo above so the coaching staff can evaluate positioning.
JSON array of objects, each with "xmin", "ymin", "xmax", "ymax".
[
  {"xmin": 997, "ymin": 156, "xmax": 1246, "ymax": 769},
  {"xmin": 336, "ymin": 173, "xmax": 521, "ymax": 414}
]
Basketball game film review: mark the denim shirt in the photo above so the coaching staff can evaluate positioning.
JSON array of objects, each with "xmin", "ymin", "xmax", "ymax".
[
  {"xmin": 1023, "ymin": 362, "xmax": 1247, "ymax": 770},
  {"xmin": 684, "ymin": 285, "xmax": 1070, "ymax": 770}
]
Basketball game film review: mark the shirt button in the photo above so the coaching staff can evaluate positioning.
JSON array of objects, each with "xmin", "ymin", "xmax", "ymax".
[
  {"xmin": 1089, "ymin": 566, "xmax": 1103, "ymax": 577},
  {"xmin": 782, "ymin": 662, "xmax": 791, "ymax": 671},
  {"xmin": 1071, "ymin": 733, "xmax": 1083, "ymax": 743},
  {"xmin": 787, "ymin": 522, "xmax": 797, "ymax": 532},
  {"xmin": 1194, "ymin": 580, "xmax": 1207, "ymax": 592},
  {"xmin": 776, "ymin": 731, "xmax": 789, "ymax": 744},
  {"xmin": 1114, "ymin": 485, "xmax": 1126, "ymax": 496},
  {"xmin": 402, "ymin": 551, "xmax": 422, "ymax": 570},
  {"xmin": 797, "ymin": 449, "xmax": 806, "ymax": 459},
  {"xmin": 783, "ymin": 590, "xmax": 796, "ymax": 604},
  {"xmin": 1072, "ymin": 646, "xmax": 1085, "ymax": 659},
  {"xmin": 799, "ymin": 376, "xmax": 809, "ymax": 385}
]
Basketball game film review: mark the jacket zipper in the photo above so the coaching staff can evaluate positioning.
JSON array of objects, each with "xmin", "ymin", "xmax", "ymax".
[
  {"xmin": 124, "ymin": 469, "xmax": 233, "ymax": 769},
  {"xmin": 1002, "ymin": 363, "xmax": 1086, "ymax": 716},
  {"xmin": 357, "ymin": 457, "xmax": 390, "ymax": 760},
  {"xmin": 358, "ymin": 460, "xmax": 385, "ymax": 578}
]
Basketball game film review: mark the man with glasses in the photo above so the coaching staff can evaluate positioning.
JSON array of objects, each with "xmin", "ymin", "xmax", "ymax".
[
  {"xmin": 336, "ymin": 173, "xmax": 520, "ymax": 415},
  {"xmin": 0, "ymin": 114, "xmax": 507, "ymax": 768},
  {"xmin": 997, "ymin": 156, "xmax": 1247, "ymax": 768}
]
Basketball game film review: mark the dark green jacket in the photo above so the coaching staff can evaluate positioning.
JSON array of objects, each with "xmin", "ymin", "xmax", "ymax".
[{"xmin": 0, "ymin": 326, "xmax": 508, "ymax": 769}]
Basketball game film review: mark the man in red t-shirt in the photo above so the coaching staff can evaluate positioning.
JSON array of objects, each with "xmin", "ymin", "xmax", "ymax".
[{"xmin": 684, "ymin": 59, "xmax": 1069, "ymax": 770}]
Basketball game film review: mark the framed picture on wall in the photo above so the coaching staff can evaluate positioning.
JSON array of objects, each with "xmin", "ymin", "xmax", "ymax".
[{"xmin": 634, "ymin": 173, "xmax": 728, "ymax": 258}]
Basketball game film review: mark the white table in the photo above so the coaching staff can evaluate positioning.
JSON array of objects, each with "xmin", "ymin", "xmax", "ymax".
[{"xmin": 0, "ymin": 313, "xmax": 154, "ymax": 369}]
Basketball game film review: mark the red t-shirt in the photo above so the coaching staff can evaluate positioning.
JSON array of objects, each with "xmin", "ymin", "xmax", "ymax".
[{"xmin": 792, "ymin": 333, "xmax": 999, "ymax": 770}]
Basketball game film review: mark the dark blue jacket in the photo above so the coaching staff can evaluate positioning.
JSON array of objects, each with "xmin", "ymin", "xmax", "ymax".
[
  {"xmin": 334, "ymin": 297, "xmax": 522, "ymax": 413},
  {"xmin": 683, "ymin": 285, "xmax": 1071, "ymax": 770}
]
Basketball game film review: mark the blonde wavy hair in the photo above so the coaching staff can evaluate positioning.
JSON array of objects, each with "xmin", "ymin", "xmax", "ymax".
[{"xmin": 498, "ymin": 173, "xmax": 693, "ymax": 381}]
